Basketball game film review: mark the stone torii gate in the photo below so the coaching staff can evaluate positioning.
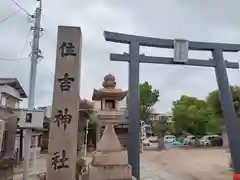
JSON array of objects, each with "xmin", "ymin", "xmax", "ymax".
[{"xmin": 104, "ymin": 31, "xmax": 240, "ymax": 180}]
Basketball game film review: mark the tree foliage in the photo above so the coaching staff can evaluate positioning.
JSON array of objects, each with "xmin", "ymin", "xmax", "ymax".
[
  {"xmin": 87, "ymin": 112, "xmax": 97, "ymax": 138},
  {"xmin": 172, "ymin": 95, "xmax": 215, "ymax": 136},
  {"xmin": 206, "ymin": 85, "xmax": 240, "ymax": 119},
  {"xmin": 206, "ymin": 86, "xmax": 240, "ymax": 168},
  {"xmin": 152, "ymin": 116, "xmax": 175, "ymax": 137},
  {"xmin": 139, "ymin": 81, "xmax": 160, "ymax": 124}
]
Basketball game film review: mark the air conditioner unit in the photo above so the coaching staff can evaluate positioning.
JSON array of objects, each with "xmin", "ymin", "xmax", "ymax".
[{"xmin": 16, "ymin": 109, "xmax": 44, "ymax": 129}]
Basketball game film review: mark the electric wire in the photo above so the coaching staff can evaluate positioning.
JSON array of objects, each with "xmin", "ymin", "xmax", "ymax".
[
  {"xmin": 20, "ymin": 28, "xmax": 32, "ymax": 54},
  {"xmin": 10, "ymin": 0, "xmax": 33, "ymax": 18},
  {"xmin": 0, "ymin": 9, "xmax": 21, "ymax": 25},
  {"xmin": 11, "ymin": 57, "xmax": 29, "ymax": 77},
  {"xmin": 0, "ymin": 57, "xmax": 29, "ymax": 61},
  {"xmin": 0, "ymin": 0, "xmax": 31, "ymax": 25}
]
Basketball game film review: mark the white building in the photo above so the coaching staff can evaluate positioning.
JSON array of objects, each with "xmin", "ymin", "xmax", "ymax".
[
  {"xmin": 0, "ymin": 78, "xmax": 27, "ymax": 168},
  {"xmin": 0, "ymin": 78, "xmax": 27, "ymax": 109},
  {"xmin": 0, "ymin": 78, "xmax": 43, "ymax": 167},
  {"xmin": 150, "ymin": 112, "xmax": 172, "ymax": 123},
  {"xmin": 38, "ymin": 106, "xmax": 52, "ymax": 118}
]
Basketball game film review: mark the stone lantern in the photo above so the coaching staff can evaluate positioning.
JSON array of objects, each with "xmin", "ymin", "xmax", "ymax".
[
  {"xmin": 92, "ymin": 74, "xmax": 128, "ymax": 146},
  {"xmin": 88, "ymin": 74, "xmax": 135, "ymax": 180}
]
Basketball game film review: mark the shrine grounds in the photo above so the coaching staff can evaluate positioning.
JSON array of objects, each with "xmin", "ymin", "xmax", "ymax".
[
  {"xmin": 142, "ymin": 145, "xmax": 232, "ymax": 180},
  {"xmin": 13, "ymin": 146, "xmax": 232, "ymax": 180}
]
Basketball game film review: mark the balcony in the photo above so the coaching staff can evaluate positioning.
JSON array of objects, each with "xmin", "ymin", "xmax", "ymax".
[{"xmin": 0, "ymin": 92, "xmax": 20, "ymax": 109}]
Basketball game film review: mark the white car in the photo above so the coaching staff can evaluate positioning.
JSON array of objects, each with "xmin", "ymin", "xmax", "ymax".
[
  {"xmin": 183, "ymin": 135, "xmax": 196, "ymax": 145},
  {"xmin": 148, "ymin": 136, "xmax": 158, "ymax": 143},
  {"xmin": 164, "ymin": 135, "xmax": 176, "ymax": 143},
  {"xmin": 199, "ymin": 135, "xmax": 220, "ymax": 146},
  {"xmin": 142, "ymin": 139, "xmax": 150, "ymax": 146}
]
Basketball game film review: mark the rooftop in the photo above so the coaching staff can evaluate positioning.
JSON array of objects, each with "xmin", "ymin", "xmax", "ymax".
[{"xmin": 0, "ymin": 78, "xmax": 27, "ymax": 98}]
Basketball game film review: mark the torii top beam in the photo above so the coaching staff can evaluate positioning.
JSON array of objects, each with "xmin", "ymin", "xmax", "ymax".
[{"xmin": 104, "ymin": 31, "xmax": 240, "ymax": 52}]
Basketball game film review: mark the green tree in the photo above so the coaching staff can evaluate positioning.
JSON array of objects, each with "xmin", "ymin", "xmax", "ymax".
[
  {"xmin": 87, "ymin": 112, "xmax": 97, "ymax": 138},
  {"xmin": 172, "ymin": 95, "xmax": 213, "ymax": 136},
  {"xmin": 206, "ymin": 85, "xmax": 240, "ymax": 120},
  {"xmin": 139, "ymin": 81, "xmax": 160, "ymax": 124},
  {"xmin": 152, "ymin": 116, "xmax": 175, "ymax": 137},
  {"xmin": 206, "ymin": 86, "xmax": 240, "ymax": 169}
]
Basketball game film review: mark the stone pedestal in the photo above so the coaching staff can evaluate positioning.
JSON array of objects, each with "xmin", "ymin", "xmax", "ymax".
[{"xmin": 88, "ymin": 124, "xmax": 135, "ymax": 180}]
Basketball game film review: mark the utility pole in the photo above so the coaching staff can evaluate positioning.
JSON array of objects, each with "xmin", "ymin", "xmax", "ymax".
[{"xmin": 23, "ymin": 1, "xmax": 43, "ymax": 180}]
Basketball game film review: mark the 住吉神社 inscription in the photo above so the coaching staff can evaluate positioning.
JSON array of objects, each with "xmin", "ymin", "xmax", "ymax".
[
  {"xmin": 58, "ymin": 73, "xmax": 75, "ymax": 92},
  {"xmin": 54, "ymin": 108, "xmax": 72, "ymax": 131},
  {"xmin": 47, "ymin": 26, "xmax": 82, "ymax": 180},
  {"xmin": 52, "ymin": 150, "xmax": 69, "ymax": 171},
  {"xmin": 59, "ymin": 42, "xmax": 76, "ymax": 57}
]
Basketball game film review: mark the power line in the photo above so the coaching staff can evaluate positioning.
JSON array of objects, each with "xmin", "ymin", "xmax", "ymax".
[
  {"xmin": 10, "ymin": 0, "xmax": 33, "ymax": 18},
  {"xmin": 20, "ymin": 28, "xmax": 32, "ymax": 54},
  {"xmin": 11, "ymin": 58, "xmax": 22, "ymax": 77},
  {"xmin": 0, "ymin": 57, "xmax": 29, "ymax": 61},
  {"xmin": 0, "ymin": 0, "xmax": 32, "ymax": 25},
  {"xmin": 0, "ymin": 9, "xmax": 21, "ymax": 25}
]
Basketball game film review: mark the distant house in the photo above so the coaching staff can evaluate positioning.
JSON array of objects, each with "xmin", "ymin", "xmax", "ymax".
[
  {"xmin": 150, "ymin": 112, "xmax": 172, "ymax": 123},
  {"xmin": 0, "ymin": 78, "xmax": 27, "ymax": 179},
  {"xmin": 38, "ymin": 99, "xmax": 93, "ymax": 153}
]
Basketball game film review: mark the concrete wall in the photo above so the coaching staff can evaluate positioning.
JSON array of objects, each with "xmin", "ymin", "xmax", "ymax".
[
  {"xmin": 0, "ymin": 85, "xmax": 21, "ymax": 109},
  {"xmin": 0, "ymin": 114, "xmax": 18, "ymax": 180},
  {"xmin": 0, "ymin": 85, "xmax": 21, "ymax": 100}
]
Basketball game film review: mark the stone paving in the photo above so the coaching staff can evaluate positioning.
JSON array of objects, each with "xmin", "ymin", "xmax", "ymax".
[
  {"xmin": 13, "ymin": 154, "xmax": 185, "ymax": 180},
  {"xmin": 140, "ymin": 161, "xmax": 187, "ymax": 180}
]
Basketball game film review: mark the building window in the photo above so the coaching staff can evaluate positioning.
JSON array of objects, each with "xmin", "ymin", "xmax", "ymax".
[
  {"xmin": 0, "ymin": 130, "xmax": 7, "ymax": 158},
  {"xmin": 25, "ymin": 113, "xmax": 32, "ymax": 123},
  {"xmin": 0, "ymin": 96, "xmax": 6, "ymax": 106},
  {"xmin": 15, "ymin": 102, "xmax": 20, "ymax": 108},
  {"xmin": 105, "ymin": 100, "xmax": 115, "ymax": 109}
]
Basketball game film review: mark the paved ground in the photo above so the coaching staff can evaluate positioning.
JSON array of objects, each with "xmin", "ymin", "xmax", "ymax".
[
  {"xmin": 13, "ymin": 153, "xmax": 181, "ymax": 180},
  {"xmin": 141, "ymin": 161, "xmax": 186, "ymax": 180},
  {"xmin": 13, "ymin": 154, "xmax": 46, "ymax": 180},
  {"xmin": 14, "ymin": 146, "xmax": 231, "ymax": 180},
  {"xmin": 142, "ymin": 145, "xmax": 233, "ymax": 180}
]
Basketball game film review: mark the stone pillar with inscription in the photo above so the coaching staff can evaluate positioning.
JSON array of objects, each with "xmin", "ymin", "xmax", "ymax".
[{"xmin": 46, "ymin": 26, "xmax": 82, "ymax": 180}]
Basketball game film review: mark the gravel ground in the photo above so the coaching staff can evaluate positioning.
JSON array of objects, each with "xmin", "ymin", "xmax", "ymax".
[{"xmin": 141, "ymin": 146, "xmax": 232, "ymax": 180}]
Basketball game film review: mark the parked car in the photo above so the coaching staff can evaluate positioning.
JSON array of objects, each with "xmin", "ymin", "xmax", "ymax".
[
  {"xmin": 199, "ymin": 135, "xmax": 220, "ymax": 146},
  {"xmin": 183, "ymin": 135, "xmax": 196, "ymax": 145},
  {"xmin": 210, "ymin": 136, "xmax": 223, "ymax": 147},
  {"xmin": 142, "ymin": 139, "xmax": 150, "ymax": 146},
  {"xmin": 148, "ymin": 136, "xmax": 158, "ymax": 143},
  {"xmin": 164, "ymin": 135, "xmax": 176, "ymax": 143}
]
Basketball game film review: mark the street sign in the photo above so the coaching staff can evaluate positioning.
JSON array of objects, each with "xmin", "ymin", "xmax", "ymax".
[{"xmin": 174, "ymin": 39, "xmax": 189, "ymax": 63}]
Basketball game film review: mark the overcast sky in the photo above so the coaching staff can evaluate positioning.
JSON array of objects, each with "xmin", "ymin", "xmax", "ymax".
[{"xmin": 1, "ymin": 0, "xmax": 240, "ymax": 113}]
